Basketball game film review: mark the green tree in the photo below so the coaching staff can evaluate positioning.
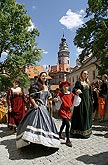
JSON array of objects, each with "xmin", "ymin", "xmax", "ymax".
[
  {"xmin": 74, "ymin": 0, "xmax": 108, "ymax": 76},
  {"xmin": 0, "ymin": 0, "xmax": 42, "ymax": 89}
]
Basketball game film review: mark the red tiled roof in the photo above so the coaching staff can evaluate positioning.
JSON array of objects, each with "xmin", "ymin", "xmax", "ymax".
[
  {"xmin": 50, "ymin": 64, "xmax": 74, "ymax": 72},
  {"xmin": 26, "ymin": 65, "xmax": 52, "ymax": 79},
  {"xmin": 26, "ymin": 65, "xmax": 45, "ymax": 78},
  {"xmin": 50, "ymin": 65, "xmax": 57, "ymax": 72}
]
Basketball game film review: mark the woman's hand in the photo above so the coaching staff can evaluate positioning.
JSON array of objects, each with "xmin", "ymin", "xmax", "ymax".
[
  {"xmin": 8, "ymin": 106, "xmax": 12, "ymax": 112},
  {"xmin": 25, "ymin": 106, "xmax": 28, "ymax": 112},
  {"xmin": 30, "ymin": 98, "xmax": 38, "ymax": 110},
  {"xmin": 53, "ymin": 98, "xmax": 58, "ymax": 102},
  {"xmin": 34, "ymin": 104, "xmax": 38, "ymax": 110},
  {"xmin": 76, "ymin": 89, "xmax": 82, "ymax": 95}
]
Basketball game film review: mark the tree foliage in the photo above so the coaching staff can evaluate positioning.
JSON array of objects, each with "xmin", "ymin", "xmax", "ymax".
[
  {"xmin": 0, "ymin": 0, "xmax": 42, "ymax": 89},
  {"xmin": 74, "ymin": 0, "xmax": 108, "ymax": 75}
]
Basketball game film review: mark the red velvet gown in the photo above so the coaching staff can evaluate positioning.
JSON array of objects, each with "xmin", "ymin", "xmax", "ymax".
[{"xmin": 7, "ymin": 87, "xmax": 25, "ymax": 127}]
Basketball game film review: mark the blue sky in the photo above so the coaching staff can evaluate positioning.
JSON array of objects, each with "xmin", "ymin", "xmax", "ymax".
[{"xmin": 1, "ymin": 0, "xmax": 88, "ymax": 68}]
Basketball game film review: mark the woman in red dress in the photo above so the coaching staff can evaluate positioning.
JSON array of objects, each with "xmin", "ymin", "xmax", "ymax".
[
  {"xmin": 54, "ymin": 81, "xmax": 74, "ymax": 147},
  {"xmin": 7, "ymin": 78, "xmax": 26, "ymax": 130}
]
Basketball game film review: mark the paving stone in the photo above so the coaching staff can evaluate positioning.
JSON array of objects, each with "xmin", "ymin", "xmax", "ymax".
[{"xmin": 0, "ymin": 119, "xmax": 108, "ymax": 165}]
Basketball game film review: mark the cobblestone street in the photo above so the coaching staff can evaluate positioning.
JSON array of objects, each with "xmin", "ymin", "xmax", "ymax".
[{"xmin": 0, "ymin": 118, "xmax": 108, "ymax": 165}]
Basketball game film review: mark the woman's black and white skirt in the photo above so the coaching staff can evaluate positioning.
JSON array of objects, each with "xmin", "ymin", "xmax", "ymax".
[{"xmin": 16, "ymin": 102, "xmax": 60, "ymax": 149}]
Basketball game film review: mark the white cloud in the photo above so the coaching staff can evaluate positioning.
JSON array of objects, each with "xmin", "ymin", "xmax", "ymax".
[
  {"xmin": 28, "ymin": 20, "xmax": 35, "ymax": 31},
  {"xmin": 76, "ymin": 47, "xmax": 83, "ymax": 57},
  {"xmin": 42, "ymin": 49, "xmax": 48, "ymax": 54},
  {"xmin": 59, "ymin": 9, "xmax": 85, "ymax": 30},
  {"xmin": 79, "ymin": 9, "xmax": 85, "ymax": 14}
]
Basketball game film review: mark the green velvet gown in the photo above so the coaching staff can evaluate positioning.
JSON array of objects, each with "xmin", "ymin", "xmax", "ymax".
[{"xmin": 70, "ymin": 80, "xmax": 93, "ymax": 138}]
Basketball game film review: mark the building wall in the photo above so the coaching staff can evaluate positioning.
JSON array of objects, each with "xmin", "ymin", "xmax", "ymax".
[
  {"xmin": 66, "ymin": 63, "xmax": 99, "ymax": 87},
  {"xmin": 49, "ymin": 72, "xmax": 67, "ymax": 85},
  {"xmin": 58, "ymin": 56, "xmax": 70, "ymax": 65}
]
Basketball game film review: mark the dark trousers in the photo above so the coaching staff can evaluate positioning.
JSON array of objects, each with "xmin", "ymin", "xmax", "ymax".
[{"xmin": 59, "ymin": 118, "xmax": 70, "ymax": 140}]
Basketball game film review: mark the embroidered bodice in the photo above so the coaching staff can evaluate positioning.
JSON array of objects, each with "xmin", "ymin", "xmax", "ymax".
[
  {"xmin": 11, "ymin": 87, "xmax": 23, "ymax": 97},
  {"xmin": 29, "ymin": 83, "xmax": 51, "ymax": 105}
]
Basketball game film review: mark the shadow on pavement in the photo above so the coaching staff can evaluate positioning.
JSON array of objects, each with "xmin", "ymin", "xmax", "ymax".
[
  {"xmin": 76, "ymin": 152, "xmax": 108, "ymax": 165},
  {"xmin": 1, "ymin": 138, "xmax": 59, "ymax": 160},
  {"xmin": 0, "ymin": 124, "xmax": 59, "ymax": 160},
  {"xmin": 93, "ymin": 120, "xmax": 108, "ymax": 128},
  {"xmin": 92, "ymin": 120, "xmax": 108, "ymax": 138},
  {"xmin": 0, "ymin": 124, "xmax": 15, "ymax": 138}
]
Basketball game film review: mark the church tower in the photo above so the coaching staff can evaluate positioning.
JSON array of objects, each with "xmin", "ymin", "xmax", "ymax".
[
  {"xmin": 49, "ymin": 32, "xmax": 73, "ymax": 87},
  {"xmin": 58, "ymin": 33, "xmax": 70, "ymax": 65}
]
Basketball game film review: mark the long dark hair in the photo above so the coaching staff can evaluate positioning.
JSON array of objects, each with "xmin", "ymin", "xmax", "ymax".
[
  {"xmin": 37, "ymin": 72, "xmax": 47, "ymax": 90},
  {"xmin": 80, "ymin": 70, "xmax": 90, "ymax": 84}
]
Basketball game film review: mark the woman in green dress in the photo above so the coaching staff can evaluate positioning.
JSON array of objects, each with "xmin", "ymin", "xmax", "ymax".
[{"xmin": 70, "ymin": 70, "xmax": 93, "ymax": 138}]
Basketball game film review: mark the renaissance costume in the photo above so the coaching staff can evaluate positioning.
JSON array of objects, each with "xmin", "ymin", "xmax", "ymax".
[
  {"xmin": 16, "ymin": 83, "xmax": 60, "ymax": 149},
  {"xmin": 7, "ymin": 87, "xmax": 26, "ymax": 128},
  {"xmin": 70, "ymin": 80, "xmax": 93, "ymax": 138}
]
